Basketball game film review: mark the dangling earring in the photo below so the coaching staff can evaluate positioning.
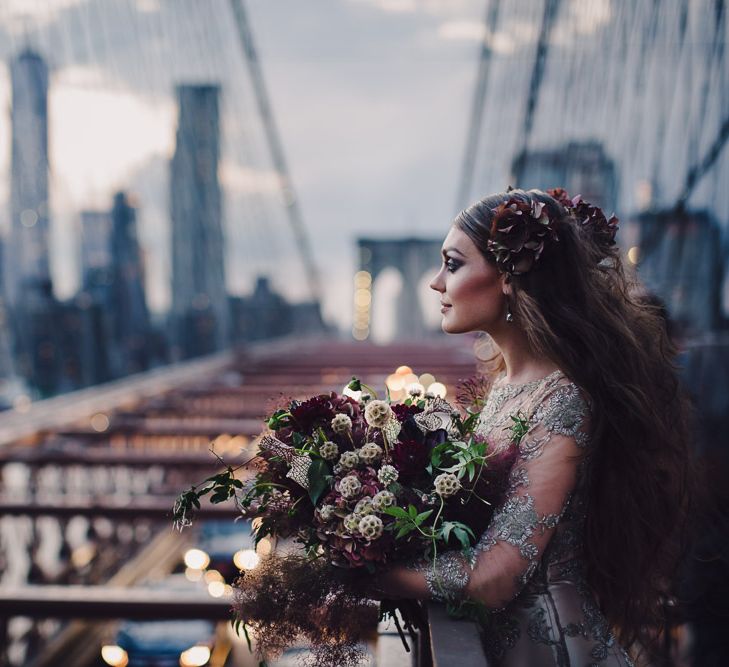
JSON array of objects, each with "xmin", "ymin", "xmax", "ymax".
[{"xmin": 506, "ymin": 303, "xmax": 514, "ymax": 323}]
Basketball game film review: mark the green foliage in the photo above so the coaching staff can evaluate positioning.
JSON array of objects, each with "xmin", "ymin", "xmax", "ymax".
[
  {"xmin": 173, "ymin": 465, "xmax": 244, "ymax": 529},
  {"xmin": 509, "ymin": 410, "xmax": 529, "ymax": 444},
  {"xmin": 307, "ymin": 458, "xmax": 330, "ymax": 505},
  {"xmin": 267, "ymin": 409, "xmax": 291, "ymax": 431},
  {"xmin": 383, "ymin": 504, "xmax": 434, "ymax": 539},
  {"xmin": 434, "ymin": 438, "xmax": 489, "ymax": 482}
]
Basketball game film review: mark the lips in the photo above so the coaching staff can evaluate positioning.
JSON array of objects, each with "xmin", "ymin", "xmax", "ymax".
[{"xmin": 440, "ymin": 303, "xmax": 452, "ymax": 313}]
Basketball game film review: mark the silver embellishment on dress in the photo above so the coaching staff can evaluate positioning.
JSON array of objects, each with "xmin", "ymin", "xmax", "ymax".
[
  {"xmin": 418, "ymin": 552, "xmax": 471, "ymax": 602},
  {"xmin": 413, "ymin": 374, "xmax": 632, "ymax": 666}
]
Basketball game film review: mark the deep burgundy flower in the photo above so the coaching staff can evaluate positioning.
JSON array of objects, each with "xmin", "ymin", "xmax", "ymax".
[
  {"xmin": 546, "ymin": 187, "xmax": 574, "ymax": 209},
  {"xmin": 391, "ymin": 437, "xmax": 429, "ymax": 478},
  {"xmin": 571, "ymin": 197, "xmax": 619, "ymax": 249},
  {"xmin": 391, "ymin": 403, "xmax": 422, "ymax": 422},
  {"xmin": 487, "ymin": 198, "xmax": 558, "ymax": 275},
  {"xmin": 290, "ymin": 394, "xmax": 336, "ymax": 432},
  {"xmin": 546, "ymin": 188, "xmax": 619, "ymax": 252}
]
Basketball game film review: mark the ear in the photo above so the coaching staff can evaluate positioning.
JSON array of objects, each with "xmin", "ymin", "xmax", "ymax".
[{"xmin": 500, "ymin": 273, "xmax": 512, "ymax": 296}]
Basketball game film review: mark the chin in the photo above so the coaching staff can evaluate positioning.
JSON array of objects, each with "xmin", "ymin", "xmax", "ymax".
[{"xmin": 441, "ymin": 315, "xmax": 468, "ymax": 335}]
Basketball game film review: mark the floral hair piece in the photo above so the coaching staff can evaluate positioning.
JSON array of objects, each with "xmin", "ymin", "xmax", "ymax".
[
  {"xmin": 547, "ymin": 187, "xmax": 619, "ymax": 252},
  {"xmin": 487, "ymin": 197, "xmax": 558, "ymax": 275}
]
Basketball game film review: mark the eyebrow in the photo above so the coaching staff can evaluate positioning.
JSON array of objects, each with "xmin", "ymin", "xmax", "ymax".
[{"xmin": 442, "ymin": 247, "xmax": 466, "ymax": 258}]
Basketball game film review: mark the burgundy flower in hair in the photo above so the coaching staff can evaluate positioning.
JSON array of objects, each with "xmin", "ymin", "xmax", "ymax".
[
  {"xmin": 570, "ymin": 195, "xmax": 619, "ymax": 248},
  {"xmin": 545, "ymin": 187, "xmax": 576, "ymax": 209},
  {"xmin": 546, "ymin": 188, "xmax": 619, "ymax": 250},
  {"xmin": 488, "ymin": 197, "xmax": 558, "ymax": 275}
]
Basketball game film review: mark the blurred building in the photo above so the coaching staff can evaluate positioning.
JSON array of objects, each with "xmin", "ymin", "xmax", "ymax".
[
  {"xmin": 512, "ymin": 140, "xmax": 619, "ymax": 212},
  {"xmin": 80, "ymin": 209, "xmax": 113, "ymax": 295},
  {"xmin": 6, "ymin": 49, "xmax": 52, "ymax": 308},
  {"xmin": 108, "ymin": 192, "xmax": 151, "ymax": 374},
  {"xmin": 74, "ymin": 194, "xmax": 153, "ymax": 386},
  {"xmin": 6, "ymin": 49, "xmax": 59, "ymax": 397},
  {"xmin": 229, "ymin": 276, "xmax": 328, "ymax": 343},
  {"xmin": 170, "ymin": 84, "xmax": 229, "ymax": 359}
]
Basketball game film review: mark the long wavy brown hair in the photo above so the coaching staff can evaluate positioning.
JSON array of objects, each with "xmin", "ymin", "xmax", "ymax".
[{"xmin": 456, "ymin": 188, "xmax": 692, "ymax": 660}]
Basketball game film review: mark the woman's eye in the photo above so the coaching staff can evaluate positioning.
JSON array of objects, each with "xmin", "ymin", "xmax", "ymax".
[{"xmin": 445, "ymin": 258, "xmax": 460, "ymax": 273}]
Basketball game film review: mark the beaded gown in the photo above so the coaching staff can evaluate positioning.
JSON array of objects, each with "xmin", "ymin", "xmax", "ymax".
[{"xmin": 422, "ymin": 370, "xmax": 635, "ymax": 666}]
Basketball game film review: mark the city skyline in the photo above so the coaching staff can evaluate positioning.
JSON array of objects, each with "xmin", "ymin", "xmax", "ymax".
[{"xmin": 0, "ymin": 0, "xmax": 726, "ymax": 334}]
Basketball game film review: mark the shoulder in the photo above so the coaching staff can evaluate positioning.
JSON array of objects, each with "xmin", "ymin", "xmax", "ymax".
[{"xmin": 528, "ymin": 373, "xmax": 591, "ymax": 447}]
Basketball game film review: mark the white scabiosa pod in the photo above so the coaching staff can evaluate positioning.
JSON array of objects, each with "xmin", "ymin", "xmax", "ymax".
[
  {"xmin": 434, "ymin": 472, "xmax": 461, "ymax": 497},
  {"xmin": 319, "ymin": 441, "xmax": 339, "ymax": 461},
  {"xmin": 364, "ymin": 400, "xmax": 392, "ymax": 428},
  {"xmin": 338, "ymin": 475, "xmax": 361, "ymax": 499},
  {"xmin": 372, "ymin": 490, "xmax": 395, "ymax": 512},
  {"xmin": 343, "ymin": 513, "xmax": 360, "ymax": 534},
  {"xmin": 331, "ymin": 413, "xmax": 353, "ymax": 434},
  {"xmin": 359, "ymin": 442, "xmax": 383, "ymax": 464},
  {"xmin": 358, "ymin": 514, "xmax": 384, "ymax": 540},
  {"xmin": 339, "ymin": 451, "xmax": 360, "ymax": 470},
  {"xmin": 354, "ymin": 497, "xmax": 374, "ymax": 516}
]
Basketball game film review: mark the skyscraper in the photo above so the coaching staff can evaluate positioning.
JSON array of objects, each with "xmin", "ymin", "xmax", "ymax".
[
  {"xmin": 6, "ymin": 49, "xmax": 58, "ymax": 396},
  {"xmin": 80, "ymin": 210, "xmax": 113, "ymax": 294},
  {"xmin": 109, "ymin": 191, "xmax": 150, "ymax": 374},
  {"xmin": 170, "ymin": 84, "xmax": 229, "ymax": 358},
  {"xmin": 7, "ymin": 49, "xmax": 52, "ymax": 307}
]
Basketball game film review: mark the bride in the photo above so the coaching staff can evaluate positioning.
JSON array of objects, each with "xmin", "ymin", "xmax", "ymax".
[{"xmin": 371, "ymin": 188, "xmax": 692, "ymax": 666}]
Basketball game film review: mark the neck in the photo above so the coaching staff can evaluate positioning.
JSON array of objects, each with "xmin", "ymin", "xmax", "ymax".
[{"xmin": 488, "ymin": 322, "xmax": 559, "ymax": 384}]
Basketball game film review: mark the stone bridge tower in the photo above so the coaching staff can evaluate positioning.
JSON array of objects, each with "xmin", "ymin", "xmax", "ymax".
[{"xmin": 355, "ymin": 237, "xmax": 442, "ymax": 341}]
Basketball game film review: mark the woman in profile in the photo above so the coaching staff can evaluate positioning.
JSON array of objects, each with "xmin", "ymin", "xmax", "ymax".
[{"xmin": 372, "ymin": 188, "xmax": 692, "ymax": 666}]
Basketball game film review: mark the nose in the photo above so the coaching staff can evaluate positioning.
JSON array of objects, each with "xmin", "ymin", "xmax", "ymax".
[{"xmin": 429, "ymin": 266, "xmax": 445, "ymax": 293}]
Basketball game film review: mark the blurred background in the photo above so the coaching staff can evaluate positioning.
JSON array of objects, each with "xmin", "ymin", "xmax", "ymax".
[
  {"xmin": 0, "ymin": 0, "xmax": 725, "ymax": 401},
  {"xmin": 0, "ymin": 1, "xmax": 727, "ymax": 666}
]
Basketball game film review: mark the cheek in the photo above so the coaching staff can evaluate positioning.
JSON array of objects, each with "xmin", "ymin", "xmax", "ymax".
[
  {"xmin": 450, "ymin": 269, "xmax": 500, "ymax": 306},
  {"xmin": 445, "ymin": 268, "xmax": 503, "ymax": 330}
]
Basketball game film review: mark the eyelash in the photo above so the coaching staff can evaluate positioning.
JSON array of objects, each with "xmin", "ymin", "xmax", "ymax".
[{"xmin": 444, "ymin": 257, "xmax": 461, "ymax": 273}]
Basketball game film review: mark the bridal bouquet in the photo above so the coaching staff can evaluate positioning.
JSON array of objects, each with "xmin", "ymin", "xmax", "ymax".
[{"xmin": 173, "ymin": 375, "xmax": 520, "ymax": 666}]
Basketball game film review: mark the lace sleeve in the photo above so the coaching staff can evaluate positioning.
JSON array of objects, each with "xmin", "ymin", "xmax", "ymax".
[{"xmin": 421, "ymin": 380, "xmax": 590, "ymax": 608}]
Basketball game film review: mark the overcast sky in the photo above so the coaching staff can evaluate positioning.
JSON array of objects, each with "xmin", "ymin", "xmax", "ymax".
[
  {"xmin": 0, "ymin": 0, "xmax": 493, "ymax": 334},
  {"xmin": 0, "ymin": 0, "xmax": 726, "ymax": 334}
]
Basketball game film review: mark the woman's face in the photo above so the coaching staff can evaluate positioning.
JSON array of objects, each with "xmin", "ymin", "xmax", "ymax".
[{"xmin": 429, "ymin": 225, "xmax": 507, "ymax": 334}]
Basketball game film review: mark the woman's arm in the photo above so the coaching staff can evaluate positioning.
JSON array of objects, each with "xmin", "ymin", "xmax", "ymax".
[{"xmin": 371, "ymin": 380, "xmax": 590, "ymax": 609}]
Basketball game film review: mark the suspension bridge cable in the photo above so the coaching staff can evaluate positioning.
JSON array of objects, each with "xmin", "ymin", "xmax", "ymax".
[
  {"xmin": 454, "ymin": 0, "xmax": 501, "ymax": 211},
  {"xmin": 227, "ymin": 0, "xmax": 322, "ymax": 305},
  {"xmin": 677, "ymin": 112, "xmax": 729, "ymax": 210},
  {"xmin": 511, "ymin": 0, "xmax": 561, "ymax": 183}
]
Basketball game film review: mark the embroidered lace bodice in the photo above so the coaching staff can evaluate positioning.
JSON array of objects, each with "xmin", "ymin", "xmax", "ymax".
[{"xmin": 421, "ymin": 370, "xmax": 635, "ymax": 666}]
